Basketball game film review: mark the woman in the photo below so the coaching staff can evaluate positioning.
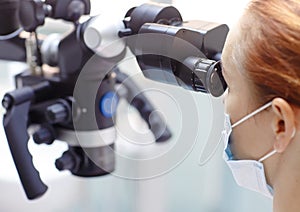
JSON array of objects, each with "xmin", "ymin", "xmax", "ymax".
[{"xmin": 221, "ymin": 0, "xmax": 300, "ymax": 211}]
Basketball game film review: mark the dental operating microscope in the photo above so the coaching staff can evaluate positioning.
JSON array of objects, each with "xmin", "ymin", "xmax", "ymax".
[{"xmin": 1, "ymin": 0, "xmax": 228, "ymax": 200}]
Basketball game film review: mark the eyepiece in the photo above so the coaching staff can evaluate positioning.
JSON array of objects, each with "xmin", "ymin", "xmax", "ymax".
[{"xmin": 193, "ymin": 59, "xmax": 227, "ymax": 97}]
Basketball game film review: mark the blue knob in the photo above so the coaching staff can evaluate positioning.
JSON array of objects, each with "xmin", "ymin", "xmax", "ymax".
[{"xmin": 99, "ymin": 92, "xmax": 119, "ymax": 118}]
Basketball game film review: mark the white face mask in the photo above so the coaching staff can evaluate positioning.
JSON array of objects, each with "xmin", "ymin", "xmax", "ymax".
[{"xmin": 222, "ymin": 101, "xmax": 276, "ymax": 199}]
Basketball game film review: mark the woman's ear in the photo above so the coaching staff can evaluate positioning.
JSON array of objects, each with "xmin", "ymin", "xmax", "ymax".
[{"xmin": 271, "ymin": 98, "xmax": 296, "ymax": 153}]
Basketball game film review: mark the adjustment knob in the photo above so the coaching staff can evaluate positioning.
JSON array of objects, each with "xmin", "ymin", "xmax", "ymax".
[
  {"xmin": 33, "ymin": 125, "xmax": 55, "ymax": 145},
  {"xmin": 46, "ymin": 101, "xmax": 70, "ymax": 124},
  {"xmin": 19, "ymin": 0, "xmax": 46, "ymax": 32},
  {"xmin": 2, "ymin": 95, "xmax": 12, "ymax": 110},
  {"xmin": 55, "ymin": 151, "xmax": 76, "ymax": 171}
]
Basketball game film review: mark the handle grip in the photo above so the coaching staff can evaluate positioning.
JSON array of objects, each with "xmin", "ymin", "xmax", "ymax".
[{"xmin": 3, "ymin": 89, "xmax": 48, "ymax": 199}]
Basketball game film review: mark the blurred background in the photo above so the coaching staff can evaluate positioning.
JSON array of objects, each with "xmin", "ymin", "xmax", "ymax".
[{"xmin": 0, "ymin": 0, "xmax": 273, "ymax": 211}]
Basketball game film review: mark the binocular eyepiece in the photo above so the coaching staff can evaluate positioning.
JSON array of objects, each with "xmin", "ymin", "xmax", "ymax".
[
  {"xmin": 121, "ymin": 4, "xmax": 229, "ymax": 97},
  {"xmin": 185, "ymin": 57, "xmax": 227, "ymax": 97}
]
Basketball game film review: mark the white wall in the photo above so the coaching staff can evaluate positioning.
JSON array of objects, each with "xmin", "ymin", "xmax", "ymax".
[{"xmin": 173, "ymin": 0, "xmax": 250, "ymax": 27}]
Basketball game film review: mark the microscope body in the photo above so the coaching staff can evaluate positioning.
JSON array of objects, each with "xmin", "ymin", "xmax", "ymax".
[
  {"xmin": 1, "ymin": 0, "xmax": 228, "ymax": 200},
  {"xmin": 2, "ymin": 4, "xmax": 122, "ymax": 197}
]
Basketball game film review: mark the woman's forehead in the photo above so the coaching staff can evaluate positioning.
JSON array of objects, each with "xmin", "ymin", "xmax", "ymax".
[{"xmin": 222, "ymin": 13, "xmax": 254, "ymax": 78}]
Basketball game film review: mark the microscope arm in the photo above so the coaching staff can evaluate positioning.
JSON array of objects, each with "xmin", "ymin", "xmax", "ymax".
[{"xmin": 115, "ymin": 70, "xmax": 172, "ymax": 142}]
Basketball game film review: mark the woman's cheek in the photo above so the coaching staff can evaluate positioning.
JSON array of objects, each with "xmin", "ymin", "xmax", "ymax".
[{"xmin": 224, "ymin": 94, "xmax": 235, "ymax": 116}]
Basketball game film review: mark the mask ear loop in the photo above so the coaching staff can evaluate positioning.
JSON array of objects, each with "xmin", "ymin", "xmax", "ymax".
[
  {"xmin": 258, "ymin": 150, "xmax": 277, "ymax": 162},
  {"xmin": 232, "ymin": 102, "xmax": 272, "ymax": 128}
]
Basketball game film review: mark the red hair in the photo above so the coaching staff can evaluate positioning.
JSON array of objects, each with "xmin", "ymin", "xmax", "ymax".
[{"xmin": 239, "ymin": 0, "xmax": 300, "ymax": 105}]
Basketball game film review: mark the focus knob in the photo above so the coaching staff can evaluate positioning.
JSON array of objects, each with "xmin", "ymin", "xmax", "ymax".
[
  {"xmin": 33, "ymin": 124, "xmax": 56, "ymax": 145},
  {"xmin": 45, "ymin": 100, "xmax": 71, "ymax": 124},
  {"xmin": 55, "ymin": 151, "xmax": 76, "ymax": 171}
]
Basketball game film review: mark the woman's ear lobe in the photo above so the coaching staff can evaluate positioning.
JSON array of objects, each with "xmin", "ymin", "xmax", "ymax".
[
  {"xmin": 273, "ymin": 132, "xmax": 289, "ymax": 153},
  {"xmin": 273, "ymin": 127, "xmax": 296, "ymax": 153},
  {"xmin": 271, "ymin": 98, "xmax": 296, "ymax": 153}
]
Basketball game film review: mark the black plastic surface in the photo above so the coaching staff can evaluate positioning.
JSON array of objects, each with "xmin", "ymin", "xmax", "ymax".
[
  {"xmin": 3, "ymin": 99, "xmax": 48, "ymax": 199},
  {"xmin": 19, "ymin": 0, "xmax": 45, "ymax": 32},
  {"xmin": 0, "ymin": 0, "xmax": 20, "ymax": 35},
  {"xmin": 2, "ymin": 87, "xmax": 49, "ymax": 199},
  {"xmin": 56, "ymin": 145, "xmax": 115, "ymax": 176}
]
